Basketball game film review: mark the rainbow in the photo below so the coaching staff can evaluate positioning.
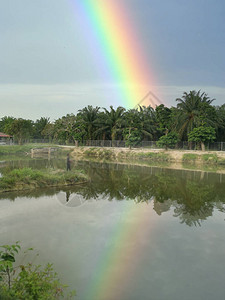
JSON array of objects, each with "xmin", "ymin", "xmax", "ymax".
[
  {"xmin": 71, "ymin": 0, "xmax": 160, "ymax": 108},
  {"xmin": 69, "ymin": 2, "xmax": 160, "ymax": 296},
  {"xmin": 84, "ymin": 201, "xmax": 156, "ymax": 300}
]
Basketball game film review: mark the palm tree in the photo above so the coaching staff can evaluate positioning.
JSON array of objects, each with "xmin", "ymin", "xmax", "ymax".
[
  {"xmin": 124, "ymin": 108, "xmax": 140, "ymax": 139},
  {"xmin": 102, "ymin": 106, "xmax": 126, "ymax": 140},
  {"xmin": 124, "ymin": 106, "xmax": 158, "ymax": 142},
  {"xmin": 78, "ymin": 105, "xmax": 100, "ymax": 140},
  {"xmin": 176, "ymin": 90, "xmax": 215, "ymax": 139},
  {"xmin": 138, "ymin": 106, "xmax": 158, "ymax": 140}
]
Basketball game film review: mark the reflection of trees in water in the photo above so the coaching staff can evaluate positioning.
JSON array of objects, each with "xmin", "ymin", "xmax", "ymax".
[
  {"xmin": 75, "ymin": 162, "xmax": 225, "ymax": 226},
  {"xmin": 1, "ymin": 159, "xmax": 225, "ymax": 226}
]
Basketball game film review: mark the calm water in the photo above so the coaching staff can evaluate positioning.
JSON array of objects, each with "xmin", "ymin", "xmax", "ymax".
[{"xmin": 0, "ymin": 158, "xmax": 225, "ymax": 300}]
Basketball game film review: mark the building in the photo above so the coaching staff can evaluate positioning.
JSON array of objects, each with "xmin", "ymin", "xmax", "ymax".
[{"xmin": 0, "ymin": 132, "xmax": 13, "ymax": 145}]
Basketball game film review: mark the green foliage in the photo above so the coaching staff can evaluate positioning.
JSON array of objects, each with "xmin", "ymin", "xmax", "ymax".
[
  {"xmin": 41, "ymin": 123, "xmax": 55, "ymax": 141},
  {"xmin": 0, "ymin": 243, "xmax": 75, "ymax": 299},
  {"xmin": 201, "ymin": 154, "xmax": 218, "ymax": 163},
  {"xmin": 136, "ymin": 152, "xmax": 169, "ymax": 161},
  {"xmin": 78, "ymin": 105, "xmax": 100, "ymax": 140},
  {"xmin": 102, "ymin": 106, "xmax": 126, "ymax": 140},
  {"xmin": 124, "ymin": 129, "xmax": 142, "ymax": 148},
  {"xmin": 0, "ymin": 117, "xmax": 15, "ymax": 134},
  {"xmin": 0, "ymin": 89, "xmax": 224, "ymax": 145},
  {"xmin": 7, "ymin": 118, "xmax": 33, "ymax": 145},
  {"xmin": 0, "ymin": 167, "xmax": 87, "ymax": 192},
  {"xmin": 0, "ymin": 242, "xmax": 20, "ymax": 287},
  {"xmin": 215, "ymin": 104, "xmax": 225, "ymax": 141},
  {"xmin": 123, "ymin": 106, "xmax": 158, "ymax": 143},
  {"xmin": 0, "ymin": 145, "xmax": 32, "ymax": 155},
  {"xmin": 157, "ymin": 132, "xmax": 179, "ymax": 150},
  {"xmin": 0, "ymin": 144, "xmax": 58, "ymax": 156},
  {"xmin": 83, "ymin": 148, "xmax": 116, "ymax": 159},
  {"xmin": 188, "ymin": 126, "xmax": 216, "ymax": 143},
  {"xmin": 175, "ymin": 90, "xmax": 216, "ymax": 140},
  {"xmin": 33, "ymin": 117, "xmax": 50, "ymax": 139},
  {"xmin": 155, "ymin": 104, "xmax": 172, "ymax": 133}
]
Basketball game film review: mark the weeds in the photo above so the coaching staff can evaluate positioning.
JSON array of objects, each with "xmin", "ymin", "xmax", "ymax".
[
  {"xmin": 0, "ymin": 144, "xmax": 59, "ymax": 156},
  {"xmin": 0, "ymin": 168, "xmax": 87, "ymax": 192},
  {"xmin": 0, "ymin": 242, "xmax": 75, "ymax": 299},
  {"xmin": 134, "ymin": 152, "xmax": 170, "ymax": 161},
  {"xmin": 201, "ymin": 154, "xmax": 218, "ymax": 163},
  {"xmin": 182, "ymin": 153, "xmax": 199, "ymax": 162}
]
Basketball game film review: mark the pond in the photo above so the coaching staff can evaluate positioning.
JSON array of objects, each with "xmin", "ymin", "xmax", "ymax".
[{"xmin": 0, "ymin": 158, "xmax": 225, "ymax": 300}]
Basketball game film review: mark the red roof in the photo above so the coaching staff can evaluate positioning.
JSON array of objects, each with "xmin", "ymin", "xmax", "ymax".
[{"xmin": 0, "ymin": 132, "xmax": 11, "ymax": 137}]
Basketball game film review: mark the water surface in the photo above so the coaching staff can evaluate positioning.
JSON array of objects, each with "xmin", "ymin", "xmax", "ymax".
[{"xmin": 0, "ymin": 159, "xmax": 225, "ymax": 300}]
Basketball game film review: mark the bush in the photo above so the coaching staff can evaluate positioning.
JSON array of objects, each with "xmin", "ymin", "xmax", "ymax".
[
  {"xmin": 0, "ymin": 243, "xmax": 75, "ymax": 299},
  {"xmin": 157, "ymin": 132, "xmax": 179, "ymax": 150},
  {"xmin": 201, "ymin": 154, "xmax": 218, "ymax": 163}
]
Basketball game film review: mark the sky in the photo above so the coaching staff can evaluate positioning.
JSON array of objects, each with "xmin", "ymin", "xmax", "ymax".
[{"xmin": 0, "ymin": 0, "xmax": 224, "ymax": 121}]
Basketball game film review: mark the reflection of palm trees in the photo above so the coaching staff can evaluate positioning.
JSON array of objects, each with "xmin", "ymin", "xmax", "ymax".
[
  {"xmin": 172, "ymin": 181, "xmax": 215, "ymax": 226},
  {"xmin": 3, "ymin": 159, "xmax": 225, "ymax": 227},
  {"xmin": 173, "ymin": 205, "xmax": 213, "ymax": 227},
  {"xmin": 76, "ymin": 163, "xmax": 224, "ymax": 227}
]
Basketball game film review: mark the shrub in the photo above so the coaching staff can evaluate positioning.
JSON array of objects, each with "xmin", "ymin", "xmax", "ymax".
[
  {"xmin": 0, "ymin": 243, "xmax": 75, "ymax": 299},
  {"xmin": 157, "ymin": 132, "xmax": 179, "ymax": 150},
  {"xmin": 201, "ymin": 154, "xmax": 218, "ymax": 163}
]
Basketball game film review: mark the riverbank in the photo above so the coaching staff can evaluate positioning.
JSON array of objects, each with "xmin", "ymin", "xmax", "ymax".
[
  {"xmin": 0, "ymin": 168, "xmax": 87, "ymax": 193},
  {"xmin": 70, "ymin": 146, "xmax": 225, "ymax": 165}
]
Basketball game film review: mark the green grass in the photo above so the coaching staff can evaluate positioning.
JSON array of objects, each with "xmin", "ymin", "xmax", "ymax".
[
  {"xmin": 133, "ymin": 152, "xmax": 170, "ymax": 161},
  {"xmin": 182, "ymin": 153, "xmax": 199, "ymax": 161},
  {"xmin": 83, "ymin": 148, "xmax": 116, "ymax": 159},
  {"xmin": 201, "ymin": 154, "xmax": 218, "ymax": 163},
  {"xmin": 0, "ymin": 144, "xmax": 59, "ymax": 156},
  {"xmin": 0, "ymin": 167, "xmax": 87, "ymax": 192}
]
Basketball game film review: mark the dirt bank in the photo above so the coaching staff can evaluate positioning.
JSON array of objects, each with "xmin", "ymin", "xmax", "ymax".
[{"xmin": 70, "ymin": 146, "xmax": 225, "ymax": 163}]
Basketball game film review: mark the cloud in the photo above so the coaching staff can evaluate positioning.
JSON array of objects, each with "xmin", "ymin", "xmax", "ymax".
[
  {"xmin": 158, "ymin": 86, "xmax": 225, "ymax": 107},
  {"xmin": 0, "ymin": 83, "xmax": 224, "ymax": 121}
]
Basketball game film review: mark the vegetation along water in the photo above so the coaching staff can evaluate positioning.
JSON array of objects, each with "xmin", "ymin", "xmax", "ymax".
[{"xmin": 0, "ymin": 151, "xmax": 225, "ymax": 299}]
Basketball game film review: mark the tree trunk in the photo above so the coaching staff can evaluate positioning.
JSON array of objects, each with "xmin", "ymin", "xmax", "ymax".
[{"xmin": 201, "ymin": 141, "xmax": 205, "ymax": 151}]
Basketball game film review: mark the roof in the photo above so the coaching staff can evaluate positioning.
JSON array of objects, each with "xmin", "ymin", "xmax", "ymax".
[{"xmin": 0, "ymin": 132, "xmax": 11, "ymax": 138}]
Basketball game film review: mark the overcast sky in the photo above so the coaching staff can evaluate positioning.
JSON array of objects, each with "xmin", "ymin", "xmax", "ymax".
[{"xmin": 0, "ymin": 0, "xmax": 224, "ymax": 120}]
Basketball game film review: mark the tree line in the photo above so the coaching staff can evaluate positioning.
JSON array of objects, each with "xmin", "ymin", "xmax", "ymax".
[{"xmin": 0, "ymin": 90, "xmax": 225, "ymax": 149}]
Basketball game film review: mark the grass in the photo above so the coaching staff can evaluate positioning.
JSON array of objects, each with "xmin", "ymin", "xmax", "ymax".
[
  {"xmin": 134, "ymin": 152, "xmax": 170, "ymax": 161},
  {"xmin": 82, "ymin": 147, "xmax": 170, "ymax": 161},
  {"xmin": 201, "ymin": 154, "xmax": 218, "ymax": 163},
  {"xmin": 0, "ymin": 167, "xmax": 88, "ymax": 192},
  {"xmin": 182, "ymin": 153, "xmax": 199, "ymax": 162},
  {"xmin": 182, "ymin": 153, "xmax": 225, "ymax": 165},
  {"xmin": 0, "ymin": 144, "xmax": 59, "ymax": 156},
  {"xmin": 218, "ymin": 158, "xmax": 225, "ymax": 165},
  {"xmin": 83, "ymin": 148, "xmax": 116, "ymax": 159}
]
